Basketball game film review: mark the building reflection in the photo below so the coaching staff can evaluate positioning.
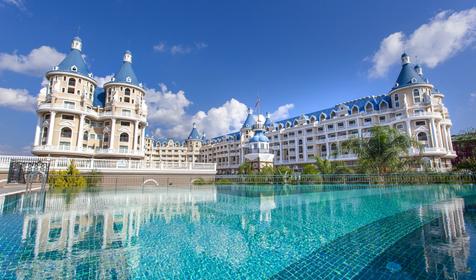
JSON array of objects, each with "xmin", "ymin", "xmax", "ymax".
[{"xmin": 9, "ymin": 186, "xmax": 217, "ymax": 280}]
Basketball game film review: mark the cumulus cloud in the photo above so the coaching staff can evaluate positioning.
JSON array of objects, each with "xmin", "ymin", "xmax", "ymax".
[
  {"xmin": 0, "ymin": 87, "xmax": 36, "ymax": 111},
  {"xmin": 369, "ymin": 8, "xmax": 476, "ymax": 78},
  {"xmin": 145, "ymin": 84, "xmax": 293, "ymax": 139},
  {"xmin": 2, "ymin": 0, "xmax": 27, "ymax": 11},
  {"xmin": 0, "ymin": 46, "xmax": 65, "ymax": 76},
  {"xmin": 152, "ymin": 41, "xmax": 207, "ymax": 55},
  {"xmin": 94, "ymin": 74, "xmax": 114, "ymax": 87},
  {"xmin": 270, "ymin": 103, "xmax": 294, "ymax": 120}
]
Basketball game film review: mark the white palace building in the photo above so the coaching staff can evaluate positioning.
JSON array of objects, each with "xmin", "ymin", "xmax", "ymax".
[{"xmin": 30, "ymin": 38, "xmax": 456, "ymax": 173}]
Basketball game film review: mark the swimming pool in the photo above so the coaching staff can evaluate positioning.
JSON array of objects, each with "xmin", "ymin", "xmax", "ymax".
[{"xmin": 0, "ymin": 184, "xmax": 475, "ymax": 279}]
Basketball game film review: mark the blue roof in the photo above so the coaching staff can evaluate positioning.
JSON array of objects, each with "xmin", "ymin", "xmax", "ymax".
[
  {"xmin": 249, "ymin": 131, "xmax": 269, "ymax": 143},
  {"xmin": 93, "ymin": 87, "xmax": 105, "ymax": 107},
  {"xmin": 264, "ymin": 115, "xmax": 273, "ymax": 127},
  {"xmin": 55, "ymin": 49, "xmax": 90, "ymax": 77},
  {"xmin": 187, "ymin": 125, "xmax": 202, "ymax": 141},
  {"xmin": 392, "ymin": 62, "xmax": 427, "ymax": 90},
  {"xmin": 242, "ymin": 112, "xmax": 255, "ymax": 129},
  {"xmin": 111, "ymin": 61, "xmax": 140, "ymax": 86}
]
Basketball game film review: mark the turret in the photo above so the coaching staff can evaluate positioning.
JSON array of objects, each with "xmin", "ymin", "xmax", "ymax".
[
  {"xmin": 401, "ymin": 53, "xmax": 411, "ymax": 65},
  {"xmin": 71, "ymin": 36, "xmax": 82, "ymax": 51}
]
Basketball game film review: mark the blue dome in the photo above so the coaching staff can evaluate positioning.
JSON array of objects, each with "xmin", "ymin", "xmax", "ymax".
[
  {"xmin": 249, "ymin": 131, "xmax": 269, "ymax": 143},
  {"xmin": 242, "ymin": 113, "xmax": 255, "ymax": 129},
  {"xmin": 54, "ymin": 48, "xmax": 90, "ymax": 77},
  {"xmin": 392, "ymin": 62, "xmax": 426, "ymax": 90},
  {"xmin": 187, "ymin": 124, "xmax": 202, "ymax": 141},
  {"xmin": 112, "ymin": 61, "xmax": 139, "ymax": 86},
  {"xmin": 264, "ymin": 113, "xmax": 273, "ymax": 127}
]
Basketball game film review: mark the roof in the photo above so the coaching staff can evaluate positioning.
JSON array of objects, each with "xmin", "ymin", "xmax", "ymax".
[
  {"xmin": 110, "ymin": 61, "xmax": 140, "ymax": 86},
  {"xmin": 249, "ymin": 131, "xmax": 269, "ymax": 143},
  {"xmin": 54, "ymin": 48, "xmax": 90, "ymax": 77},
  {"xmin": 187, "ymin": 124, "xmax": 202, "ymax": 141},
  {"xmin": 264, "ymin": 115, "xmax": 273, "ymax": 127},
  {"xmin": 242, "ymin": 112, "xmax": 255, "ymax": 129},
  {"xmin": 392, "ymin": 61, "xmax": 427, "ymax": 90}
]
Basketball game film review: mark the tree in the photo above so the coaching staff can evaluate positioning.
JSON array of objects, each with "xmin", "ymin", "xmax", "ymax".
[
  {"xmin": 238, "ymin": 162, "xmax": 253, "ymax": 175},
  {"xmin": 342, "ymin": 126, "xmax": 420, "ymax": 175},
  {"xmin": 454, "ymin": 158, "xmax": 476, "ymax": 173},
  {"xmin": 260, "ymin": 166, "xmax": 275, "ymax": 176},
  {"xmin": 302, "ymin": 164, "xmax": 319, "ymax": 175},
  {"xmin": 274, "ymin": 166, "xmax": 293, "ymax": 176},
  {"xmin": 49, "ymin": 161, "xmax": 87, "ymax": 190},
  {"xmin": 315, "ymin": 158, "xmax": 334, "ymax": 174}
]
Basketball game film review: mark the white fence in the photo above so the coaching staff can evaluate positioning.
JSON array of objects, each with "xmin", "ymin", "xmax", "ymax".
[{"xmin": 0, "ymin": 155, "xmax": 217, "ymax": 174}]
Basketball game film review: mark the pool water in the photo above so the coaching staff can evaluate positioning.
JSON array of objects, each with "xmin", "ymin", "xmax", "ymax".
[{"xmin": 0, "ymin": 184, "xmax": 476, "ymax": 279}]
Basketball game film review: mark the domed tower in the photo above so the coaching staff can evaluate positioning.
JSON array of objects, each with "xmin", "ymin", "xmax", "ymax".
[
  {"xmin": 102, "ymin": 51, "xmax": 147, "ymax": 156},
  {"xmin": 244, "ymin": 114, "xmax": 274, "ymax": 172},
  {"xmin": 186, "ymin": 123, "xmax": 203, "ymax": 162},
  {"xmin": 33, "ymin": 37, "xmax": 98, "ymax": 156},
  {"xmin": 264, "ymin": 112, "xmax": 274, "ymax": 131},
  {"xmin": 389, "ymin": 53, "xmax": 455, "ymax": 170}
]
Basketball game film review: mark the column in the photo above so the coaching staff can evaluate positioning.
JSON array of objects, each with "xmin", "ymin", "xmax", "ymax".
[
  {"xmin": 430, "ymin": 119, "xmax": 438, "ymax": 148},
  {"xmin": 279, "ymin": 134, "xmax": 283, "ymax": 163},
  {"xmin": 110, "ymin": 118, "xmax": 116, "ymax": 150},
  {"xmin": 436, "ymin": 122, "xmax": 444, "ymax": 148},
  {"xmin": 47, "ymin": 111, "xmax": 56, "ymax": 146},
  {"xmin": 447, "ymin": 126, "xmax": 454, "ymax": 151},
  {"xmin": 77, "ymin": 114, "xmax": 85, "ymax": 148},
  {"xmin": 405, "ymin": 120, "xmax": 412, "ymax": 137},
  {"xmin": 133, "ymin": 121, "xmax": 139, "ymax": 151},
  {"xmin": 303, "ymin": 137, "xmax": 308, "ymax": 162},
  {"xmin": 441, "ymin": 124, "xmax": 448, "ymax": 150},
  {"xmin": 141, "ymin": 126, "xmax": 146, "ymax": 152},
  {"xmin": 34, "ymin": 115, "xmax": 41, "ymax": 146},
  {"xmin": 325, "ymin": 141, "xmax": 330, "ymax": 160}
]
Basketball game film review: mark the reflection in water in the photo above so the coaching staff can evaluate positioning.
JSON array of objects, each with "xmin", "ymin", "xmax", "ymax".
[{"xmin": 0, "ymin": 184, "xmax": 476, "ymax": 279}]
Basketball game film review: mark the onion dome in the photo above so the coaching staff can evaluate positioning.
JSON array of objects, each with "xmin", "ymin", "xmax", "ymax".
[
  {"xmin": 52, "ymin": 37, "xmax": 91, "ymax": 77},
  {"xmin": 249, "ymin": 114, "xmax": 269, "ymax": 142},
  {"xmin": 187, "ymin": 123, "xmax": 202, "ymax": 141}
]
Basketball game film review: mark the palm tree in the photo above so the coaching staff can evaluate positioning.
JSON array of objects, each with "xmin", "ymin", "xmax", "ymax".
[{"xmin": 342, "ymin": 126, "xmax": 420, "ymax": 175}]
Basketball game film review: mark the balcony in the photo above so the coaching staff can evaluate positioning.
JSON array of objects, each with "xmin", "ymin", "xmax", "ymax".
[{"xmin": 32, "ymin": 145, "xmax": 145, "ymax": 158}]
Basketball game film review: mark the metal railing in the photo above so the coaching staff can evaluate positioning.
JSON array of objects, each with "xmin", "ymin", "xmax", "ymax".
[{"xmin": 214, "ymin": 173, "xmax": 476, "ymax": 185}]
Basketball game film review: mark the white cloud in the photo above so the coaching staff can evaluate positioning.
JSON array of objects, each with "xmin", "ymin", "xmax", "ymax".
[
  {"xmin": 369, "ymin": 8, "xmax": 476, "ymax": 78},
  {"xmin": 145, "ymin": 84, "xmax": 292, "ymax": 139},
  {"xmin": 2, "ymin": 0, "xmax": 26, "ymax": 11},
  {"xmin": 0, "ymin": 46, "xmax": 65, "ymax": 76},
  {"xmin": 152, "ymin": 41, "xmax": 207, "ymax": 55},
  {"xmin": 0, "ymin": 87, "xmax": 36, "ymax": 111},
  {"xmin": 93, "ymin": 74, "xmax": 114, "ymax": 88},
  {"xmin": 270, "ymin": 103, "xmax": 294, "ymax": 120}
]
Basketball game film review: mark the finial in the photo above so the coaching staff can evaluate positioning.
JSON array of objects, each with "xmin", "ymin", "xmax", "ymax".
[
  {"xmin": 192, "ymin": 122, "xmax": 197, "ymax": 128},
  {"xmin": 123, "ymin": 50, "xmax": 132, "ymax": 63},
  {"xmin": 71, "ymin": 37, "xmax": 82, "ymax": 51}
]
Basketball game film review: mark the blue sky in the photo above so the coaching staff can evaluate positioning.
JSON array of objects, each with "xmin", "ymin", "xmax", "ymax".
[{"xmin": 0, "ymin": 0, "xmax": 475, "ymax": 154}]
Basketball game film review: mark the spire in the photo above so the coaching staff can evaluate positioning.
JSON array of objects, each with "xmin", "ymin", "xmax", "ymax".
[
  {"xmin": 242, "ymin": 107, "xmax": 255, "ymax": 129},
  {"xmin": 187, "ymin": 123, "xmax": 202, "ymax": 141},
  {"xmin": 264, "ymin": 112, "xmax": 273, "ymax": 128},
  {"xmin": 108, "ymin": 50, "xmax": 140, "ymax": 86},
  {"xmin": 53, "ymin": 37, "xmax": 91, "ymax": 77}
]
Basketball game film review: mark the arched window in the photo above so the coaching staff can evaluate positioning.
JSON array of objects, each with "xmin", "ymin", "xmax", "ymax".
[
  {"xmin": 120, "ymin": 133, "xmax": 129, "ymax": 142},
  {"xmin": 379, "ymin": 101, "xmax": 388, "ymax": 110},
  {"xmin": 320, "ymin": 114, "xmax": 326, "ymax": 122},
  {"xmin": 330, "ymin": 111, "xmax": 336, "ymax": 119},
  {"xmin": 61, "ymin": 127, "xmax": 72, "ymax": 138},
  {"xmin": 68, "ymin": 78, "xmax": 76, "ymax": 87},
  {"xmin": 351, "ymin": 106, "xmax": 359, "ymax": 115},
  {"xmin": 286, "ymin": 122, "xmax": 291, "ymax": 128},
  {"xmin": 83, "ymin": 131, "xmax": 89, "ymax": 141},
  {"xmin": 417, "ymin": 132, "xmax": 428, "ymax": 141},
  {"xmin": 104, "ymin": 133, "xmax": 109, "ymax": 143},
  {"xmin": 125, "ymin": 88, "xmax": 131, "ymax": 96},
  {"xmin": 310, "ymin": 116, "xmax": 316, "ymax": 123},
  {"xmin": 293, "ymin": 120, "xmax": 299, "ymax": 126},
  {"xmin": 365, "ymin": 103, "xmax": 373, "ymax": 112},
  {"xmin": 278, "ymin": 124, "xmax": 283, "ymax": 130}
]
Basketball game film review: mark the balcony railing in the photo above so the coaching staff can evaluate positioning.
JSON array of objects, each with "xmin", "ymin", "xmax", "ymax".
[
  {"xmin": 32, "ymin": 145, "xmax": 145, "ymax": 157},
  {"xmin": 37, "ymin": 103, "xmax": 146, "ymax": 121},
  {"xmin": 0, "ymin": 155, "xmax": 216, "ymax": 173}
]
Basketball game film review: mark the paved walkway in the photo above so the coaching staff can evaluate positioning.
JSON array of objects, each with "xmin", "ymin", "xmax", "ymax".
[{"xmin": 0, "ymin": 184, "xmax": 42, "ymax": 196}]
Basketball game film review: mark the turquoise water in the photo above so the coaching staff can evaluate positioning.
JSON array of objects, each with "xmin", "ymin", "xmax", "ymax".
[{"xmin": 0, "ymin": 184, "xmax": 476, "ymax": 279}]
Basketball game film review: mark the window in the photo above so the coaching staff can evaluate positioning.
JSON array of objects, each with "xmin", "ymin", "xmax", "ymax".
[
  {"xmin": 330, "ymin": 111, "xmax": 336, "ymax": 119},
  {"xmin": 121, "ymin": 121, "xmax": 130, "ymax": 126},
  {"xmin": 413, "ymin": 89, "xmax": 421, "ymax": 103},
  {"xmin": 89, "ymin": 134, "xmax": 96, "ymax": 140},
  {"xmin": 61, "ymin": 127, "xmax": 72, "ymax": 138},
  {"xmin": 327, "ymin": 124, "xmax": 334, "ymax": 129},
  {"xmin": 68, "ymin": 78, "xmax": 76, "ymax": 87},
  {"xmin": 83, "ymin": 131, "xmax": 88, "ymax": 141},
  {"xmin": 104, "ymin": 133, "xmax": 109, "ymax": 143},
  {"xmin": 120, "ymin": 133, "xmax": 129, "ymax": 142},
  {"xmin": 119, "ymin": 145, "xmax": 128, "ymax": 152},
  {"xmin": 379, "ymin": 116, "xmax": 386, "ymax": 121},
  {"xmin": 380, "ymin": 102, "xmax": 388, "ymax": 110},
  {"xmin": 122, "ymin": 109, "xmax": 131, "ymax": 116},
  {"xmin": 337, "ymin": 122, "xmax": 344, "ymax": 128},
  {"xmin": 67, "ymin": 87, "xmax": 75, "ymax": 94},
  {"xmin": 62, "ymin": 115, "xmax": 74, "ymax": 120},
  {"xmin": 64, "ymin": 101, "xmax": 75, "ymax": 109},
  {"xmin": 417, "ymin": 132, "xmax": 428, "ymax": 141},
  {"xmin": 124, "ymin": 97, "xmax": 130, "ymax": 103},
  {"xmin": 352, "ymin": 106, "xmax": 359, "ymax": 115},
  {"xmin": 364, "ymin": 118, "xmax": 372, "ymax": 123},
  {"xmin": 41, "ymin": 127, "xmax": 48, "ymax": 145},
  {"xmin": 394, "ymin": 94, "xmax": 400, "ymax": 108},
  {"xmin": 415, "ymin": 121, "xmax": 426, "ymax": 126},
  {"xmin": 349, "ymin": 120, "xmax": 356, "ymax": 126},
  {"xmin": 125, "ymin": 88, "xmax": 131, "ymax": 96},
  {"xmin": 365, "ymin": 103, "xmax": 373, "ymax": 112},
  {"xmin": 320, "ymin": 114, "xmax": 326, "ymax": 122}
]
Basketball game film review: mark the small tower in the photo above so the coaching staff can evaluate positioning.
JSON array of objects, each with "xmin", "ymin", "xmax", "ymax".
[
  {"xmin": 264, "ymin": 112, "xmax": 273, "ymax": 131},
  {"xmin": 244, "ymin": 114, "xmax": 274, "ymax": 172},
  {"xmin": 186, "ymin": 123, "xmax": 203, "ymax": 162},
  {"xmin": 401, "ymin": 53, "xmax": 411, "ymax": 65},
  {"xmin": 71, "ymin": 36, "xmax": 82, "ymax": 51},
  {"xmin": 240, "ymin": 107, "xmax": 255, "ymax": 141},
  {"xmin": 414, "ymin": 64, "xmax": 423, "ymax": 76}
]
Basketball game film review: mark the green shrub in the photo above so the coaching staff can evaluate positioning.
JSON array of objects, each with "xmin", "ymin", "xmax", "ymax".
[
  {"xmin": 48, "ymin": 161, "xmax": 87, "ymax": 191},
  {"xmin": 216, "ymin": 178, "xmax": 233, "ymax": 185}
]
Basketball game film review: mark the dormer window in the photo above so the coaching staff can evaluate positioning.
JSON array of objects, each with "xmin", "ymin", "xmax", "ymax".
[
  {"xmin": 71, "ymin": 65, "xmax": 78, "ymax": 72},
  {"xmin": 411, "ymin": 78, "xmax": 417, "ymax": 83},
  {"xmin": 126, "ymin": 76, "xmax": 132, "ymax": 83}
]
